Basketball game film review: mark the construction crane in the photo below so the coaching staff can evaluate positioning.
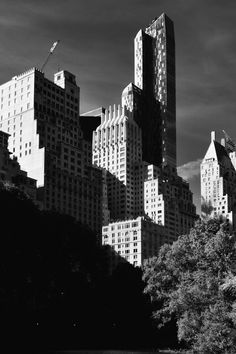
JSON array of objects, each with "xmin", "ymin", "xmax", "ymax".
[{"xmin": 41, "ymin": 40, "xmax": 60, "ymax": 72}]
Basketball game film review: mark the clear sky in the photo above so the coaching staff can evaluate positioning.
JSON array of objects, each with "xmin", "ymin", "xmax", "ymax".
[{"xmin": 1, "ymin": 0, "xmax": 236, "ymax": 212}]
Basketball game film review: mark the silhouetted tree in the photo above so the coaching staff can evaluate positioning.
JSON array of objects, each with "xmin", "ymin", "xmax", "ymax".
[{"xmin": 0, "ymin": 184, "xmax": 159, "ymax": 351}]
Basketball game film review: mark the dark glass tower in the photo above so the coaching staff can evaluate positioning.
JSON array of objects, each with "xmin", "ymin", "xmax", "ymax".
[{"xmin": 134, "ymin": 13, "xmax": 176, "ymax": 169}]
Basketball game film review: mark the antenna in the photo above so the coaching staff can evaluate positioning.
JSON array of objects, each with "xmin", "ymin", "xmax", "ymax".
[{"xmin": 41, "ymin": 40, "xmax": 60, "ymax": 72}]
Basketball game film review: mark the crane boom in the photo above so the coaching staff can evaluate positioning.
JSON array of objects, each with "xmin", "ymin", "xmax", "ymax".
[{"xmin": 41, "ymin": 40, "xmax": 60, "ymax": 72}]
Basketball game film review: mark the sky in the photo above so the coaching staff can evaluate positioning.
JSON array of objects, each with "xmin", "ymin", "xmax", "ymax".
[{"xmin": 0, "ymin": 0, "xmax": 236, "ymax": 213}]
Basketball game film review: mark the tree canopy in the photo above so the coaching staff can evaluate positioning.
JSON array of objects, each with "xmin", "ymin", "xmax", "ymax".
[{"xmin": 143, "ymin": 218, "xmax": 236, "ymax": 353}]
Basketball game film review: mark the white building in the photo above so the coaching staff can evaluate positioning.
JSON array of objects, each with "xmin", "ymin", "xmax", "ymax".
[
  {"xmin": 92, "ymin": 104, "xmax": 143, "ymax": 221},
  {"xmin": 0, "ymin": 68, "xmax": 104, "ymax": 233},
  {"xmin": 201, "ymin": 131, "xmax": 236, "ymax": 229},
  {"xmin": 94, "ymin": 103, "xmax": 196, "ymax": 267},
  {"xmin": 144, "ymin": 164, "xmax": 196, "ymax": 243},
  {"xmin": 102, "ymin": 216, "xmax": 166, "ymax": 270}
]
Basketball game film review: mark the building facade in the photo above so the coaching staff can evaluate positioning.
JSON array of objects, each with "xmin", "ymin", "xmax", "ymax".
[
  {"xmin": 134, "ymin": 13, "xmax": 176, "ymax": 168},
  {"xmin": 0, "ymin": 68, "xmax": 103, "ymax": 233},
  {"xmin": 102, "ymin": 216, "xmax": 166, "ymax": 270},
  {"xmin": 201, "ymin": 131, "xmax": 236, "ymax": 229},
  {"xmin": 121, "ymin": 82, "xmax": 161, "ymax": 167},
  {"xmin": 144, "ymin": 164, "xmax": 196, "ymax": 243},
  {"xmin": 92, "ymin": 105, "xmax": 143, "ymax": 220}
]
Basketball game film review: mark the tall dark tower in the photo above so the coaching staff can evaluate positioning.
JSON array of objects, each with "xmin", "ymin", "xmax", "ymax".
[{"xmin": 134, "ymin": 13, "xmax": 176, "ymax": 169}]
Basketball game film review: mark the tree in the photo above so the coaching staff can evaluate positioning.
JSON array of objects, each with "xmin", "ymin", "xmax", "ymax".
[
  {"xmin": 143, "ymin": 218, "xmax": 236, "ymax": 353},
  {"xmin": 201, "ymin": 196, "xmax": 214, "ymax": 218},
  {"xmin": 0, "ymin": 183, "xmax": 107, "ymax": 349},
  {"xmin": 0, "ymin": 183, "xmax": 158, "ymax": 351}
]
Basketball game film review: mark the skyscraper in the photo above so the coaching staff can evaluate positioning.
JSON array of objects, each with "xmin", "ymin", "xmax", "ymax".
[
  {"xmin": 0, "ymin": 13, "xmax": 196, "ymax": 269},
  {"xmin": 93, "ymin": 14, "xmax": 197, "ymax": 269},
  {"xmin": 134, "ymin": 13, "xmax": 176, "ymax": 168},
  {"xmin": 201, "ymin": 131, "xmax": 236, "ymax": 229}
]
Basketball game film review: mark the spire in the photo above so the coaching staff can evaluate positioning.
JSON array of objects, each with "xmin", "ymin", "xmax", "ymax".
[{"xmin": 211, "ymin": 131, "xmax": 215, "ymax": 142}]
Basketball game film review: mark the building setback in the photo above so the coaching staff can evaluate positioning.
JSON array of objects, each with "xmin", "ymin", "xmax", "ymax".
[{"xmin": 0, "ymin": 68, "xmax": 104, "ymax": 233}]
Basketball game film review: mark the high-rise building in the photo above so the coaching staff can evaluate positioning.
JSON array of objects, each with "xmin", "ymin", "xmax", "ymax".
[
  {"xmin": 134, "ymin": 13, "xmax": 176, "ymax": 168},
  {"xmin": 201, "ymin": 131, "xmax": 236, "ymax": 229},
  {"xmin": 0, "ymin": 68, "xmax": 103, "ymax": 233},
  {"xmin": 97, "ymin": 14, "xmax": 196, "ymax": 268},
  {"xmin": 92, "ymin": 105, "xmax": 143, "ymax": 220}
]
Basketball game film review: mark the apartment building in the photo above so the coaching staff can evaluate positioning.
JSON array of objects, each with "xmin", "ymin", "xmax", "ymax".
[
  {"xmin": 92, "ymin": 104, "xmax": 143, "ymax": 220},
  {"xmin": 102, "ymin": 216, "xmax": 166, "ymax": 270},
  {"xmin": 144, "ymin": 165, "xmax": 196, "ymax": 243},
  {"xmin": 0, "ymin": 68, "xmax": 103, "ymax": 233}
]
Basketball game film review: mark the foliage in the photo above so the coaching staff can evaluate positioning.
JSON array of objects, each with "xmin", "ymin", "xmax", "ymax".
[
  {"xmin": 201, "ymin": 196, "xmax": 214, "ymax": 218},
  {"xmin": 143, "ymin": 218, "xmax": 236, "ymax": 353}
]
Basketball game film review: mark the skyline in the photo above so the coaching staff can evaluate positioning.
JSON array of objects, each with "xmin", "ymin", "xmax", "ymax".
[{"xmin": 1, "ymin": 1, "xmax": 236, "ymax": 212}]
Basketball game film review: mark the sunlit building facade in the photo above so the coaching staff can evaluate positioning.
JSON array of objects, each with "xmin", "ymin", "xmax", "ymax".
[
  {"xmin": 92, "ymin": 104, "xmax": 143, "ymax": 220},
  {"xmin": 201, "ymin": 131, "xmax": 236, "ymax": 229},
  {"xmin": 0, "ymin": 68, "xmax": 103, "ymax": 233},
  {"xmin": 144, "ymin": 164, "xmax": 196, "ymax": 243},
  {"xmin": 102, "ymin": 216, "xmax": 166, "ymax": 269}
]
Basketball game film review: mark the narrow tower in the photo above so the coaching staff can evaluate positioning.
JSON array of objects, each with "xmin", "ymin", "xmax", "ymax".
[{"xmin": 134, "ymin": 13, "xmax": 176, "ymax": 168}]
